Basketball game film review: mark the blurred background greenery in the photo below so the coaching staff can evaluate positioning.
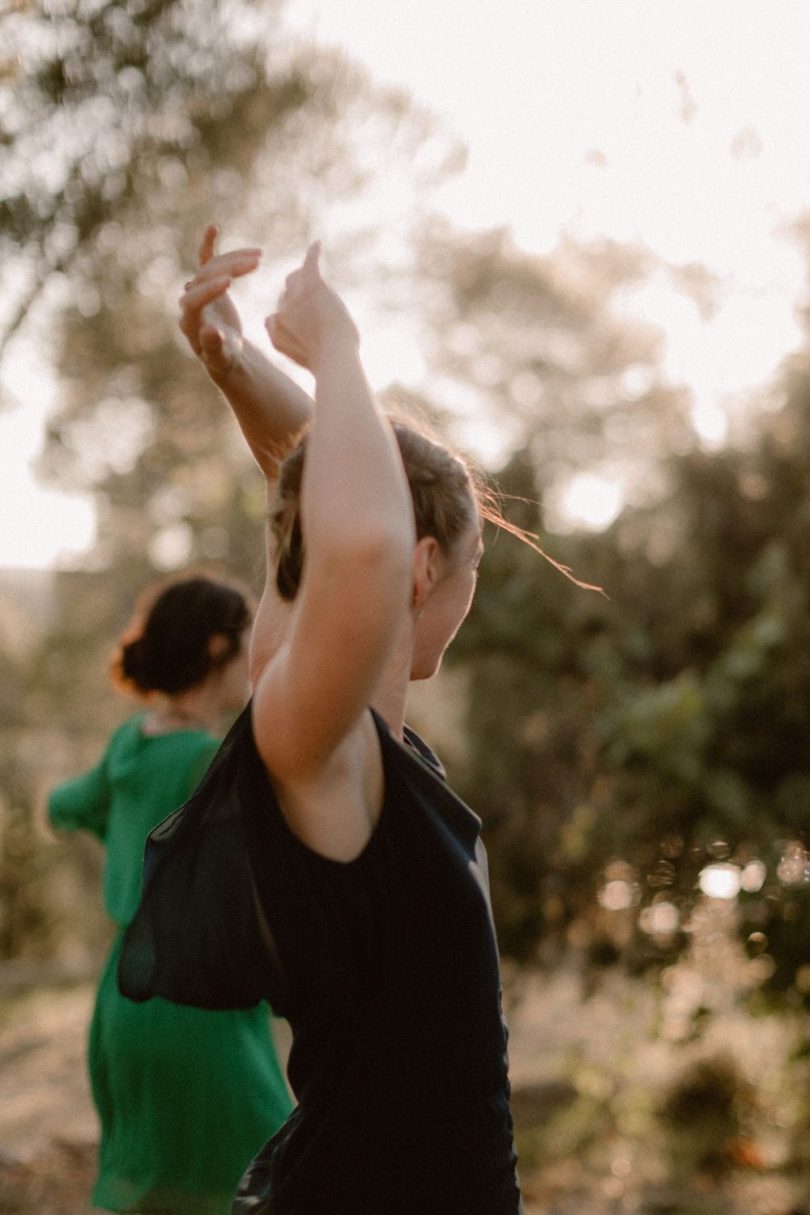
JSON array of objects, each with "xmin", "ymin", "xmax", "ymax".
[{"xmin": 1, "ymin": 2, "xmax": 809, "ymax": 1212}]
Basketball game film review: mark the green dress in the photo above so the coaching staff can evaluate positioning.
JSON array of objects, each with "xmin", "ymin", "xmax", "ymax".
[{"xmin": 49, "ymin": 716, "xmax": 294, "ymax": 1214}]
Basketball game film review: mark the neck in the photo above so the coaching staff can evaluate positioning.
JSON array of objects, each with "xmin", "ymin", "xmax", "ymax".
[
  {"xmin": 147, "ymin": 681, "xmax": 223, "ymax": 735},
  {"xmin": 371, "ymin": 680, "xmax": 408, "ymax": 741},
  {"xmin": 370, "ymin": 620, "xmax": 415, "ymax": 740}
]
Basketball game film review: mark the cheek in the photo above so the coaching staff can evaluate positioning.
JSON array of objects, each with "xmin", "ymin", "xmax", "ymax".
[
  {"xmin": 443, "ymin": 574, "xmax": 476, "ymax": 631},
  {"xmin": 458, "ymin": 569, "xmax": 477, "ymax": 613}
]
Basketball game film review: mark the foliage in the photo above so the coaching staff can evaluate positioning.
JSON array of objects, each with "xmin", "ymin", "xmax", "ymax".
[
  {"xmin": 412, "ymin": 221, "xmax": 692, "ymax": 506},
  {"xmin": 658, "ymin": 1053, "xmax": 759, "ymax": 1176},
  {"xmin": 0, "ymin": 0, "xmax": 459, "ymax": 959},
  {"xmin": 2, "ymin": 0, "xmax": 809, "ymax": 1031},
  {"xmin": 449, "ymin": 356, "xmax": 810, "ymax": 1010},
  {"xmin": 1, "ymin": 0, "xmax": 457, "ymax": 361},
  {"xmin": 2, "ymin": 0, "xmax": 294, "ymax": 354},
  {"xmin": 506, "ymin": 969, "xmax": 810, "ymax": 1214},
  {"xmin": 2, "ymin": 9, "xmax": 809, "ymax": 1205}
]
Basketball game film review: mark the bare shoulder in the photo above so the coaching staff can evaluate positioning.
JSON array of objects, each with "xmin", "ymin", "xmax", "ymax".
[{"xmin": 263, "ymin": 708, "xmax": 385, "ymax": 862}]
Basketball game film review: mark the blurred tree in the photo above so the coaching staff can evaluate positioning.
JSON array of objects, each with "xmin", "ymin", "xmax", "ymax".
[
  {"xmin": 449, "ymin": 338, "xmax": 810, "ymax": 1007},
  {"xmin": 1, "ymin": 0, "xmax": 294, "ymax": 360},
  {"xmin": 0, "ymin": 571, "xmax": 112, "ymax": 962},
  {"xmin": 0, "ymin": 0, "xmax": 460, "ymax": 364},
  {"xmin": 412, "ymin": 222, "xmax": 693, "ymax": 507},
  {"xmin": 3, "ymin": 2, "xmax": 807, "ymax": 1018},
  {"xmin": 0, "ymin": 0, "xmax": 461, "ymax": 958},
  {"xmin": 6, "ymin": 0, "xmax": 460, "ymax": 711},
  {"xmin": 406, "ymin": 219, "xmax": 696, "ymax": 963}
]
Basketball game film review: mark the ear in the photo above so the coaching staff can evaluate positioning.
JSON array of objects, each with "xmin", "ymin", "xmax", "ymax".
[
  {"xmin": 411, "ymin": 536, "xmax": 442, "ymax": 613},
  {"xmin": 207, "ymin": 633, "xmax": 231, "ymax": 661}
]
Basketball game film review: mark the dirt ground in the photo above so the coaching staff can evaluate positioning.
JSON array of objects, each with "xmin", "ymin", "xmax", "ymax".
[
  {"xmin": 2, "ymin": 973, "xmax": 808, "ymax": 1215},
  {"xmin": 0, "ymin": 976, "xmax": 569, "ymax": 1214},
  {"xmin": 1, "ymin": 984, "xmax": 97, "ymax": 1214}
]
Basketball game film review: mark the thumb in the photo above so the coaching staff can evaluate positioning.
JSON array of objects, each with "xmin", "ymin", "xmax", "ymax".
[{"xmin": 302, "ymin": 241, "xmax": 321, "ymax": 283}]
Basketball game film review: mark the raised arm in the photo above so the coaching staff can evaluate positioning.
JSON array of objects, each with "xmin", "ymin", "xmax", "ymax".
[
  {"xmin": 179, "ymin": 225, "xmax": 313, "ymax": 480},
  {"xmin": 49, "ymin": 757, "xmax": 110, "ymax": 841},
  {"xmin": 251, "ymin": 244, "xmax": 414, "ymax": 790}
]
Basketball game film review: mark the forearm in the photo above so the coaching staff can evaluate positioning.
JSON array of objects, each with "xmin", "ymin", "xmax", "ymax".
[
  {"xmin": 48, "ymin": 765, "xmax": 109, "ymax": 839},
  {"xmin": 216, "ymin": 339, "xmax": 313, "ymax": 479}
]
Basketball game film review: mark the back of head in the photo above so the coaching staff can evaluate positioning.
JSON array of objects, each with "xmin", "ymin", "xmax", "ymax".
[
  {"xmin": 114, "ymin": 575, "xmax": 252, "ymax": 696},
  {"xmin": 271, "ymin": 419, "xmax": 479, "ymax": 601}
]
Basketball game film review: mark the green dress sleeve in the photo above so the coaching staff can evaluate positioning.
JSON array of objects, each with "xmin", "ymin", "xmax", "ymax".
[{"xmin": 49, "ymin": 748, "xmax": 112, "ymax": 841}]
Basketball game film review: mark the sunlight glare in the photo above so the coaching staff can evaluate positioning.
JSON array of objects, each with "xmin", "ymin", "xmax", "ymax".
[
  {"xmin": 698, "ymin": 862, "xmax": 742, "ymax": 900},
  {"xmin": 0, "ymin": 342, "xmax": 96, "ymax": 569},
  {"xmin": 6, "ymin": 0, "xmax": 810, "ymax": 566},
  {"xmin": 598, "ymin": 879, "xmax": 636, "ymax": 912},
  {"xmin": 639, "ymin": 901, "xmax": 679, "ymax": 936},
  {"xmin": 148, "ymin": 523, "xmax": 194, "ymax": 571},
  {"xmin": 740, "ymin": 859, "xmax": 766, "ymax": 893},
  {"xmin": 558, "ymin": 474, "xmax": 622, "ymax": 531}
]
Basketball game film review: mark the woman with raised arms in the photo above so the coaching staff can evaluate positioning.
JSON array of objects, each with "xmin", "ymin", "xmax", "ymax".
[{"xmin": 132, "ymin": 228, "xmax": 524, "ymax": 1213}]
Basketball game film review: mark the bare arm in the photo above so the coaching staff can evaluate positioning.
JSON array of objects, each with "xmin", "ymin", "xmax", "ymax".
[
  {"xmin": 252, "ymin": 244, "xmax": 414, "ymax": 787},
  {"xmin": 179, "ymin": 225, "xmax": 313, "ymax": 479}
]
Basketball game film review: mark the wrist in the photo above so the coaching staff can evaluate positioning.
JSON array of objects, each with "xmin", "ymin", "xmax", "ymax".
[
  {"xmin": 311, "ymin": 332, "xmax": 361, "ymax": 379},
  {"xmin": 208, "ymin": 337, "xmax": 257, "ymax": 391}
]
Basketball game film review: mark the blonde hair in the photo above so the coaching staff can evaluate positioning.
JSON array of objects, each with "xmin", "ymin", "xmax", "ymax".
[
  {"xmin": 271, "ymin": 421, "xmax": 475, "ymax": 600},
  {"xmin": 270, "ymin": 418, "xmax": 599, "ymax": 600}
]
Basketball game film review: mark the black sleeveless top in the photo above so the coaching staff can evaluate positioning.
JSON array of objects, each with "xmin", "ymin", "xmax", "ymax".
[{"xmin": 119, "ymin": 704, "xmax": 522, "ymax": 1215}]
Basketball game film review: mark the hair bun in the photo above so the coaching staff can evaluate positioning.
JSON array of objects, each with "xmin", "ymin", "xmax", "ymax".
[
  {"xmin": 112, "ymin": 575, "xmax": 252, "ymax": 698},
  {"xmin": 119, "ymin": 635, "xmax": 154, "ymax": 693}
]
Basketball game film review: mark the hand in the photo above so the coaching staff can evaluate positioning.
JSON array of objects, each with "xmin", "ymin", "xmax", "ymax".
[
  {"xmin": 265, "ymin": 243, "xmax": 359, "ymax": 372},
  {"xmin": 179, "ymin": 225, "xmax": 261, "ymax": 380}
]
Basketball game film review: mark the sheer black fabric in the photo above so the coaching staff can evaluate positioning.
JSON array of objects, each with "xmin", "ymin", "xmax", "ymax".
[{"xmin": 118, "ymin": 706, "xmax": 280, "ymax": 1012}]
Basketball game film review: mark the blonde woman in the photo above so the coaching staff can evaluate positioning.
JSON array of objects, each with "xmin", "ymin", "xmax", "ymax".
[{"xmin": 125, "ymin": 233, "xmax": 523, "ymax": 1213}]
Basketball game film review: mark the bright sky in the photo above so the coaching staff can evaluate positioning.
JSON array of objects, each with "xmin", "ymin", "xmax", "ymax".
[{"xmin": 2, "ymin": 0, "xmax": 810, "ymax": 565}]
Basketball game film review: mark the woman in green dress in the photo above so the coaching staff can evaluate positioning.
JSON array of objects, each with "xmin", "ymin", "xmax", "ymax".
[{"xmin": 49, "ymin": 575, "xmax": 293, "ymax": 1215}]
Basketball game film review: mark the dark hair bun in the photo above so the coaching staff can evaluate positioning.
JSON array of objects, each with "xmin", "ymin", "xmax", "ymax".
[
  {"xmin": 113, "ymin": 576, "xmax": 251, "ymax": 695},
  {"xmin": 119, "ymin": 635, "xmax": 151, "ymax": 690}
]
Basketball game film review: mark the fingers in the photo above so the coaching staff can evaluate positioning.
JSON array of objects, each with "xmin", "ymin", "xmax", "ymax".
[
  {"xmin": 198, "ymin": 224, "xmax": 218, "ymax": 267},
  {"xmin": 179, "ymin": 274, "xmax": 231, "ymax": 334},
  {"xmin": 179, "ymin": 246, "xmax": 259, "ymax": 344},
  {"xmin": 302, "ymin": 241, "xmax": 321, "ymax": 281},
  {"xmin": 184, "ymin": 235, "xmax": 261, "ymax": 321},
  {"xmin": 180, "ymin": 234, "xmax": 324, "ymax": 371},
  {"xmin": 183, "ymin": 274, "xmax": 231, "ymax": 309},
  {"xmin": 193, "ymin": 247, "xmax": 261, "ymax": 286}
]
